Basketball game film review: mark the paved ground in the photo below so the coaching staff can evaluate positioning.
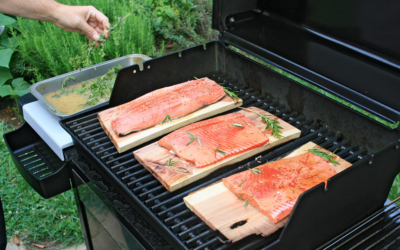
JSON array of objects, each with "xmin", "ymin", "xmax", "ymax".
[{"xmin": 6, "ymin": 241, "xmax": 86, "ymax": 250}]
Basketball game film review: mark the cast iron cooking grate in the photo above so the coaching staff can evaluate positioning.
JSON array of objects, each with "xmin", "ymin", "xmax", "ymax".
[{"xmin": 63, "ymin": 71, "xmax": 369, "ymax": 249}]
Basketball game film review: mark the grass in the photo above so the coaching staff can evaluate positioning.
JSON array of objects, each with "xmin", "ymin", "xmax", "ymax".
[{"xmin": 0, "ymin": 121, "xmax": 83, "ymax": 246}]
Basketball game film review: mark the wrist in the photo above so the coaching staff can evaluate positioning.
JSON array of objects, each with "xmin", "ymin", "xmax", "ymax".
[{"xmin": 44, "ymin": 1, "xmax": 65, "ymax": 23}]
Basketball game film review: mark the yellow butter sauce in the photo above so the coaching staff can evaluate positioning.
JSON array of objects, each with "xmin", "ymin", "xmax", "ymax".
[{"xmin": 44, "ymin": 83, "xmax": 90, "ymax": 115}]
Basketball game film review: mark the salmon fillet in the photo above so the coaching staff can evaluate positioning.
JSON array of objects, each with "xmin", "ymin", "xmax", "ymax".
[
  {"xmin": 222, "ymin": 152, "xmax": 337, "ymax": 223},
  {"xmin": 111, "ymin": 78, "xmax": 225, "ymax": 136},
  {"xmin": 158, "ymin": 113, "xmax": 269, "ymax": 168}
]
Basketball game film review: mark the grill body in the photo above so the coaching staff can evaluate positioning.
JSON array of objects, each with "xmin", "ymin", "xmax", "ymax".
[
  {"xmin": 4, "ymin": 1, "xmax": 400, "ymax": 249},
  {"xmin": 59, "ymin": 41, "xmax": 400, "ymax": 249}
]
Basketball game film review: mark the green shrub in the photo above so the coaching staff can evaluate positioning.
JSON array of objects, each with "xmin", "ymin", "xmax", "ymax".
[
  {"xmin": 148, "ymin": 0, "xmax": 217, "ymax": 50},
  {"xmin": 11, "ymin": 0, "xmax": 159, "ymax": 83},
  {"xmin": 0, "ymin": 14, "xmax": 30, "ymax": 101}
]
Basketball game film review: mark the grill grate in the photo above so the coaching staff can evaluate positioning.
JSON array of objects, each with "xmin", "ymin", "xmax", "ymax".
[
  {"xmin": 321, "ymin": 199, "xmax": 400, "ymax": 250},
  {"xmin": 63, "ymin": 71, "xmax": 368, "ymax": 249}
]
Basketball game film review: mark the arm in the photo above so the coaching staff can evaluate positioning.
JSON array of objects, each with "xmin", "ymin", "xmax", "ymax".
[{"xmin": 0, "ymin": 0, "xmax": 110, "ymax": 43}]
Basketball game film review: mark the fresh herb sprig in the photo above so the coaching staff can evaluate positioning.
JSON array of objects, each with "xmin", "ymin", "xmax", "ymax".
[
  {"xmin": 244, "ymin": 196, "xmax": 253, "ymax": 208},
  {"xmin": 184, "ymin": 132, "xmax": 202, "ymax": 147},
  {"xmin": 214, "ymin": 148, "xmax": 226, "ymax": 158},
  {"xmin": 167, "ymin": 157, "xmax": 179, "ymax": 167},
  {"xmin": 193, "ymin": 77, "xmax": 240, "ymax": 102},
  {"xmin": 222, "ymin": 86, "xmax": 240, "ymax": 101},
  {"xmin": 308, "ymin": 147, "xmax": 340, "ymax": 166},
  {"xmin": 215, "ymin": 82, "xmax": 240, "ymax": 101},
  {"xmin": 162, "ymin": 114, "xmax": 172, "ymax": 125},
  {"xmin": 249, "ymin": 168, "xmax": 262, "ymax": 175},
  {"xmin": 81, "ymin": 65, "xmax": 121, "ymax": 106},
  {"xmin": 70, "ymin": 13, "xmax": 131, "ymax": 70},
  {"xmin": 231, "ymin": 123, "xmax": 243, "ymax": 128},
  {"xmin": 239, "ymin": 107, "xmax": 284, "ymax": 139},
  {"xmin": 238, "ymin": 179, "xmax": 247, "ymax": 188},
  {"xmin": 56, "ymin": 76, "xmax": 76, "ymax": 97}
]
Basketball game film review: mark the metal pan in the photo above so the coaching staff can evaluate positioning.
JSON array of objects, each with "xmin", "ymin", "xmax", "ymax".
[{"xmin": 29, "ymin": 54, "xmax": 151, "ymax": 119}]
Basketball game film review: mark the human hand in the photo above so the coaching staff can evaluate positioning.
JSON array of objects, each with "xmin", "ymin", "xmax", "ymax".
[{"xmin": 52, "ymin": 5, "xmax": 110, "ymax": 46}]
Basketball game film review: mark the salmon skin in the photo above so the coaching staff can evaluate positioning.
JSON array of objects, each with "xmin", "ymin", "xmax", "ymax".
[
  {"xmin": 158, "ymin": 113, "xmax": 269, "ymax": 168},
  {"xmin": 111, "ymin": 78, "xmax": 225, "ymax": 136},
  {"xmin": 222, "ymin": 152, "xmax": 337, "ymax": 223}
]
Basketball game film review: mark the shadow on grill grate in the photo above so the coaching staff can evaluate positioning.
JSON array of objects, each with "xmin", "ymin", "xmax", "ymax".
[{"xmin": 64, "ymin": 71, "xmax": 369, "ymax": 249}]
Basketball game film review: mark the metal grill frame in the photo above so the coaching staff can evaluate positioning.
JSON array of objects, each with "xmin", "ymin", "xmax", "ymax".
[{"xmin": 61, "ymin": 41, "xmax": 400, "ymax": 249}]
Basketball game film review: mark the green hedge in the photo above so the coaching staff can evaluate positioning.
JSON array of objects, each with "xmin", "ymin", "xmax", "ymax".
[{"xmin": 11, "ymin": 0, "xmax": 159, "ymax": 83}]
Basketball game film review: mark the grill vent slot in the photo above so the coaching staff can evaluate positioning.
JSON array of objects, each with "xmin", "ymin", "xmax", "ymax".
[
  {"xmin": 64, "ymin": 71, "xmax": 369, "ymax": 249},
  {"xmin": 17, "ymin": 148, "xmax": 54, "ymax": 179}
]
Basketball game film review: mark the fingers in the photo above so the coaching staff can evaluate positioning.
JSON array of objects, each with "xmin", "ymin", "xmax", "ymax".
[
  {"xmin": 86, "ymin": 7, "xmax": 110, "ymax": 39},
  {"xmin": 78, "ymin": 19, "xmax": 100, "ymax": 42},
  {"xmin": 52, "ymin": 5, "xmax": 110, "ymax": 44}
]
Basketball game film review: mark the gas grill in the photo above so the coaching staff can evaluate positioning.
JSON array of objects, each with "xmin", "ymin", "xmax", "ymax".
[{"xmin": 4, "ymin": 0, "xmax": 400, "ymax": 249}]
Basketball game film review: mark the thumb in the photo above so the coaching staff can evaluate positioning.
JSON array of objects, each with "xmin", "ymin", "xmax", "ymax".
[{"xmin": 78, "ymin": 21, "xmax": 100, "ymax": 41}]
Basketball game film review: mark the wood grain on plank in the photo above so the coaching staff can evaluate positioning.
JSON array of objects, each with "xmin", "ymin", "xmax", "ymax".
[
  {"xmin": 98, "ymin": 95, "xmax": 242, "ymax": 153},
  {"xmin": 134, "ymin": 107, "xmax": 301, "ymax": 192},
  {"xmin": 183, "ymin": 141, "xmax": 352, "ymax": 242}
]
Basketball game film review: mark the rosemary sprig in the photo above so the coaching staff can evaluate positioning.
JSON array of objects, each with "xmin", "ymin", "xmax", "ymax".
[
  {"xmin": 184, "ymin": 132, "xmax": 202, "ymax": 147},
  {"xmin": 161, "ymin": 114, "xmax": 172, "ymax": 125},
  {"xmin": 308, "ymin": 147, "xmax": 340, "ymax": 166},
  {"xmin": 244, "ymin": 196, "xmax": 253, "ymax": 208},
  {"xmin": 58, "ymin": 76, "xmax": 76, "ymax": 96},
  {"xmin": 167, "ymin": 157, "xmax": 179, "ymax": 167},
  {"xmin": 231, "ymin": 123, "xmax": 243, "ymax": 128},
  {"xmin": 238, "ymin": 179, "xmax": 247, "ymax": 188},
  {"xmin": 221, "ymin": 86, "xmax": 240, "ymax": 101},
  {"xmin": 239, "ymin": 195, "xmax": 243, "ymax": 200},
  {"xmin": 194, "ymin": 77, "xmax": 240, "ymax": 101},
  {"xmin": 249, "ymin": 168, "xmax": 262, "ymax": 175},
  {"xmin": 239, "ymin": 107, "xmax": 284, "ymax": 139},
  {"xmin": 70, "ymin": 13, "xmax": 131, "ymax": 70},
  {"xmin": 214, "ymin": 148, "xmax": 226, "ymax": 158}
]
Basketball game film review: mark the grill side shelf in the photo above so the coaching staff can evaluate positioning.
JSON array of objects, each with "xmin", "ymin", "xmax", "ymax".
[{"xmin": 3, "ymin": 122, "xmax": 71, "ymax": 199}]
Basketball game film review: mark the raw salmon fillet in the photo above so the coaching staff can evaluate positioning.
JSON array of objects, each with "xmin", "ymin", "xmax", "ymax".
[
  {"xmin": 111, "ymin": 78, "xmax": 225, "ymax": 136},
  {"xmin": 158, "ymin": 113, "xmax": 269, "ymax": 168},
  {"xmin": 223, "ymin": 152, "xmax": 337, "ymax": 223}
]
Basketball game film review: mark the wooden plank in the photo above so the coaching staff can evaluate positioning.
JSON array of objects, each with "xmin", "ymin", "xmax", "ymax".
[
  {"xmin": 98, "ymin": 95, "xmax": 242, "ymax": 153},
  {"xmin": 183, "ymin": 141, "xmax": 352, "ymax": 242},
  {"xmin": 133, "ymin": 107, "xmax": 301, "ymax": 192}
]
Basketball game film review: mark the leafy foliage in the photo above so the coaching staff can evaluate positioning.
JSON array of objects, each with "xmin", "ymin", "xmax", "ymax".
[
  {"xmin": 0, "ymin": 15, "xmax": 30, "ymax": 100},
  {"xmin": 149, "ymin": 0, "xmax": 217, "ymax": 50},
  {"xmin": 0, "ymin": 78, "xmax": 30, "ymax": 98},
  {"xmin": 0, "ymin": 14, "xmax": 16, "ymax": 26},
  {"xmin": 0, "ymin": 122, "xmax": 83, "ymax": 245},
  {"xmin": 389, "ymin": 174, "xmax": 400, "ymax": 205},
  {"xmin": 11, "ymin": 0, "xmax": 160, "ymax": 83}
]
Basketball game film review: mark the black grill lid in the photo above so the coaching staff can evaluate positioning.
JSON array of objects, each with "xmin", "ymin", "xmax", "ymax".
[{"xmin": 213, "ymin": 0, "xmax": 400, "ymax": 128}]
